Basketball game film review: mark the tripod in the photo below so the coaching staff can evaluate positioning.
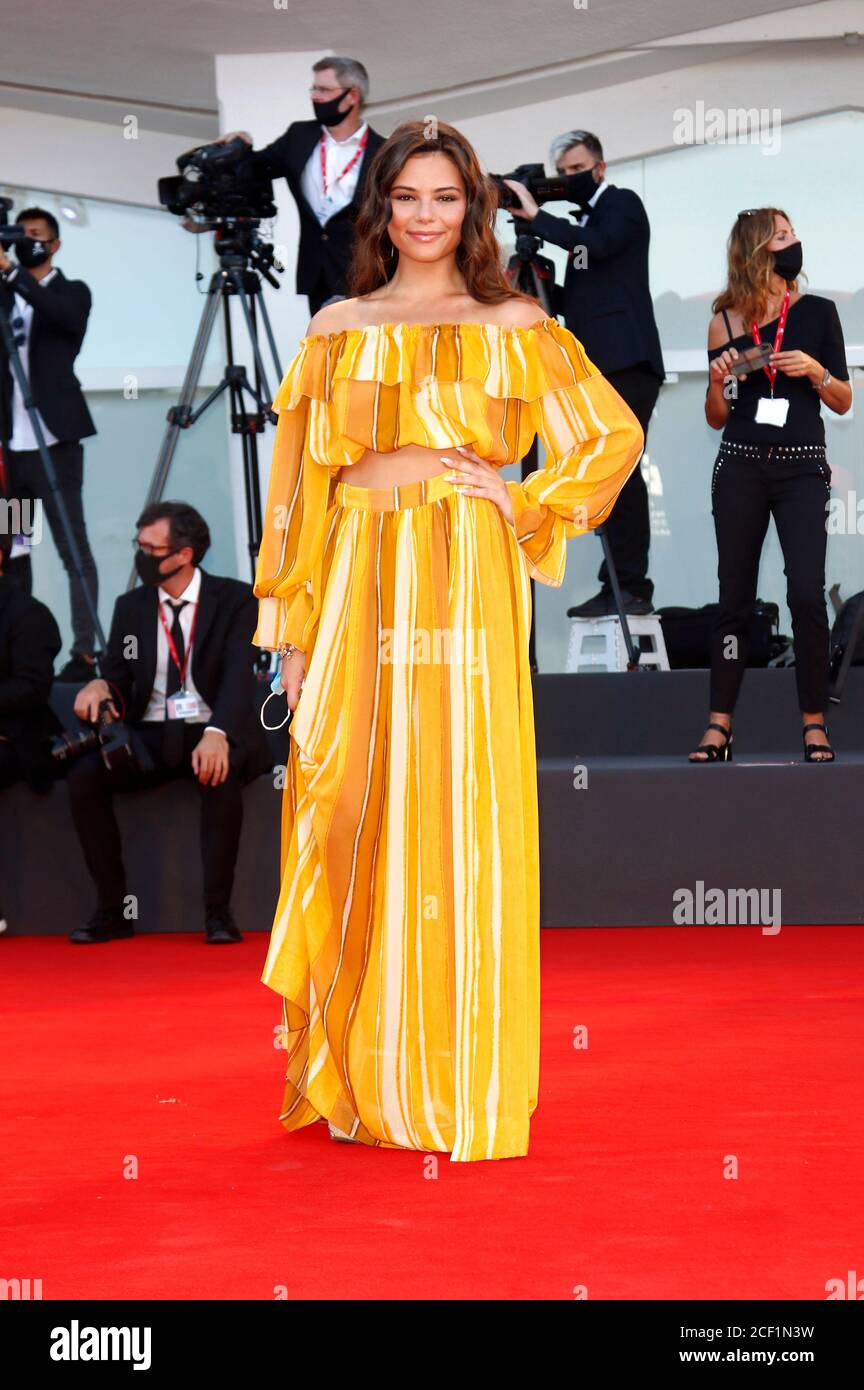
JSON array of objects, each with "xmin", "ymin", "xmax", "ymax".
[
  {"xmin": 0, "ymin": 276, "xmax": 107, "ymax": 667},
  {"xmin": 505, "ymin": 227, "xmax": 642, "ymax": 671},
  {"xmin": 130, "ymin": 237, "xmax": 284, "ymax": 590}
]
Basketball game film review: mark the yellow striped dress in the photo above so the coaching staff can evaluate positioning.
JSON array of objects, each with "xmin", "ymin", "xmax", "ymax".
[{"xmin": 252, "ymin": 317, "xmax": 644, "ymax": 1162}]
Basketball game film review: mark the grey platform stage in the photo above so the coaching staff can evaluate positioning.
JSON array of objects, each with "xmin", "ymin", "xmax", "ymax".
[{"xmin": 2, "ymin": 668, "xmax": 862, "ymax": 934}]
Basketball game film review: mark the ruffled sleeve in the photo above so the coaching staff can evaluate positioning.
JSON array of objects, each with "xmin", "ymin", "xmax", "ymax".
[
  {"xmin": 505, "ymin": 321, "xmax": 645, "ymax": 587},
  {"xmin": 252, "ymin": 340, "xmax": 334, "ymax": 653}
]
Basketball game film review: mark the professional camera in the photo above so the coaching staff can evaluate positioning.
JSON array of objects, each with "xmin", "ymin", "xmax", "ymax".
[
  {"xmin": 50, "ymin": 700, "xmax": 154, "ymax": 774},
  {"xmin": 490, "ymin": 164, "xmax": 584, "ymax": 211},
  {"xmin": 158, "ymin": 137, "xmax": 277, "ymax": 225},
  {"xmin": 0, "ymin": 195, "xmax": 39, "ymax": 254}
]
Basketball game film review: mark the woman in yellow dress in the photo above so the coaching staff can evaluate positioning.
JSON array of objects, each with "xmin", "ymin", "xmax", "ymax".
[{"xmin": 252, "ymin": 121, "xmax": 644, "ymax": 1162}]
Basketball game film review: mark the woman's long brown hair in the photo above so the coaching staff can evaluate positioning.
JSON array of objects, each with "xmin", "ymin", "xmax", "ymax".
[
  {"xmin": 348, "ymin": 119, "xmax": 540, "ymax": 309},
  {"xmin": 713, "ymin": 207, "xmax": 802, "ymax": 327}
]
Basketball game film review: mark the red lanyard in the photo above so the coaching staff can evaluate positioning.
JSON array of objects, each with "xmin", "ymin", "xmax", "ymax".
[
  {"xmin": 751, "ymin": 288, "xmax": 790, "ymax": 392},
  {"xmin": 158, "ymin": 599, "xmax": 198, "ymax": 690},
  {"xmin": 319, "ymin": 128, "xmax": 367, "ymax": 196}
]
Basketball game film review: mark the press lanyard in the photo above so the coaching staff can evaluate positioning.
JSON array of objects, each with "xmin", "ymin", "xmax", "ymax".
[
  {"xmin": 158, "ymin": 600, "xmax": 198, "ymax": 690},
  {"xmin": 751, "ymin": 288, "xmax": 790, "ymax": 396},
  {"xmin": 319, "ymin": 128, "xmax": 368, "ymax": 197}
]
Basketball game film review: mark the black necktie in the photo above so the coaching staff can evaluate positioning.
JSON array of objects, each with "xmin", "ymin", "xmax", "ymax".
[{"xmin": 162, "ymin": 599, "xmax": 187, "ymax": 767}]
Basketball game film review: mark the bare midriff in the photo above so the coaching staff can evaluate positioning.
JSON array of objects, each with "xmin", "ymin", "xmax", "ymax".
[{"xmin": 337, "ymin": 443, "xmax": 467, "ymax": 488}]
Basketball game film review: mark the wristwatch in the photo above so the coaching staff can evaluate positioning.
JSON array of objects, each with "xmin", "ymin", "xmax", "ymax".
[{"xmin": 817, "ymin": 368, "xmax": 831, "ymax": 390}]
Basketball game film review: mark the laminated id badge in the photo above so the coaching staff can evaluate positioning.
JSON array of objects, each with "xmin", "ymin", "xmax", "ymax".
[
  {"xmin": 755, "ymin": 396, "xmax": 789, "ymax": 427},
  {"xmin": 166, "ymin": 690, "xmax": 204, "ymax": 719}
]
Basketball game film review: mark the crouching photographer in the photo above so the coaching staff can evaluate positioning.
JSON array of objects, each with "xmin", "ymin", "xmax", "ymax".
[{"xmin": 65, "ymin": 501, "xmax": 271, "ymax": 946}]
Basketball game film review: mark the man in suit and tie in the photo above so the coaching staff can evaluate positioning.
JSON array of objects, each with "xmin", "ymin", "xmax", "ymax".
[
  {"xmin": 0, "ymin": 208, "xmax": 100, "ymax": 678},
  {"xmin": 65, "ymin": 502, "xmax": 272, "ymax": 945},
  {"xmin": 217, "ymin": 56, "xmax": 385, "ymax": 313},
  {"xmin": 506, "ymin": 130, "xmax": 665, "ymax": 616}
]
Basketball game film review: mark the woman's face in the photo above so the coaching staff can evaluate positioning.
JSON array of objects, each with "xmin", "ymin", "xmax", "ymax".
[
  {"xmin": 767, "ymin": 214, "xmax": 798, "ymax": 252},
  {"xmin": 387, "ymin": 152, "xmax": 467, "ymax": 263}
]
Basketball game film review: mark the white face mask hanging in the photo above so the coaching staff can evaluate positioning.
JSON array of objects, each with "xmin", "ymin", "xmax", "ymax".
[{"xmin": 260, "ymin": 670, "xmax": 303, "ymax": 731}]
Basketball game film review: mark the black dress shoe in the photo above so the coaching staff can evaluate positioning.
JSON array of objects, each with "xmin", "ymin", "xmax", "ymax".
[
  {"xmin": 620, "ymin": 591, "xmax": 655, "ymax": 616},
  {"xmin": 567, "ymin": 589, "xmax": 655, "ymax": 618},
  {"xmin": 204, "ymin": 908, "xmax": 242, "ymax": 944},
  {"xmin": 70, "ymin": 908, "xmax": 136, "ymax": 944},
  {"xmin": 57, "ymin": 654, "xmax": 97, "ymax": 682}
]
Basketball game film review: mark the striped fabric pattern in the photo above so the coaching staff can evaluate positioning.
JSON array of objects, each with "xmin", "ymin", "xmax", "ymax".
[
  {"xmin": 254, "ymin": 317, "xmax": 644, "ymax": 650},
  {"xmin": 253, "ymin": 319, "xmax": 644, "ymax": 1161}
]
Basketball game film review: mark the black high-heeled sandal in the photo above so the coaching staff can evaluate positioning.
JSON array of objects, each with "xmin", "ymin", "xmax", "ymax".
[
  {"xmin": 688, "ymin": 721, "xmax": 733, "ymax": 763},
  {"xmin": 802, "ymin": 721, "xmax": 835, "ymax": 762}
]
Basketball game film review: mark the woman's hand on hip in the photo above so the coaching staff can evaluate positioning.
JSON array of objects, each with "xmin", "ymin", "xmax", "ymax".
[
  {"xmin": 441, "ymin": 446, "xmax": 515, "ymax": 526},
  {"xmin": 280, "ymin": 648, "xmax": 306, "ymax": 712}
]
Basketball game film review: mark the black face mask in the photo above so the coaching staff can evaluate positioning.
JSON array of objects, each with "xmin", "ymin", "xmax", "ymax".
[
  {"xmin": 773, "ymin": 241, "xmax": 803, "ymax": 282},
  {"xmin": 16, "ymin": 236, "xmax": 52, "ymax": 269},
  {"xmin": 565, "ymin": 168, "xmax": 601, "ymax": 208},
  {"xmin": 134, "ymin": 548, "xmax": 184, "ymax": 588},
  {"xmin": 312, "ymin": 88, "xmax": 352, "ymax": 127}
]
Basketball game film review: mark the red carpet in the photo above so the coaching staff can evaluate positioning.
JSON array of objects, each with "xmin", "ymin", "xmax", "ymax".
[{"xmin": 1, "ymin": 926, "xmax": 861, "ymax": 1300}]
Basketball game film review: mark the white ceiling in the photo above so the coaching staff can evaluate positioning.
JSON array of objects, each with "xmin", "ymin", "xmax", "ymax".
[{"xmin": 0, "ymin": 0, "xmax": 830, "ymax": 125}]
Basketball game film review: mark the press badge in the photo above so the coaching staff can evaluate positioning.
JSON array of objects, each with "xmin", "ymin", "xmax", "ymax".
[
  {"xmin": 166, "ymin": 690, "xmax": 204, "ymax": 719},
  {"xmin": 755, "ymin": 396, "xmax": 789, "ymax": 427}
]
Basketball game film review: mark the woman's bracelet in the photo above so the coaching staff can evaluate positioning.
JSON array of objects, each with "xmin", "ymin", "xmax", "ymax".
[{"xmin": 278, "ymin": 643, "xmax": 303, "ymax": 659}]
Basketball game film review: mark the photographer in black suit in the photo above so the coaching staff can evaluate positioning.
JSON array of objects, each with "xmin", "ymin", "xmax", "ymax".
[
  {"xmin": 217, "ymin": 56, "xmax": 385, "ymax": 312},
  {"xmin": 0, "ymin": 208, "xmax": 100, "ymax": 678},
  {"xmin": 505, "ymin": 130, "xmax": 665, "ymax": 616},
  {"xmin": 66, "ymin": 502, "xmax": 272, "ymax": 945},
  {"xmin": 0, "ymin": 508, "xmax": 62, "ymax": 793}
]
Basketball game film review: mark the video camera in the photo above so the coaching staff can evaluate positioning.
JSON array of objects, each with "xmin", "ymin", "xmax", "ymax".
[
  {"xmin": 490, "ymin": 164, "xmax": 587, "ymax": 212},
  {"xmin": 158, "ymin": 138, "xmax": 283, "ymax": 282},
  {"xmin": 0, "ymin": 195, "xmax": 45, "ymax": 256},
  {"xmin": 158, "ymin": 138, "xmax": 277, "ymax": 226}
]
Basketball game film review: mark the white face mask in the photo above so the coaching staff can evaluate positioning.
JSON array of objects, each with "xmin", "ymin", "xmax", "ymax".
[{"xmin": 259, "ymin": 670, "xmax": 304, "ymax": 731}]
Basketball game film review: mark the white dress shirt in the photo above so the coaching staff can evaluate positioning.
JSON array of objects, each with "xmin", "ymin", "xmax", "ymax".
[
  {"xmin": 141, "ymin": 567, "xmax": 224, "ymax": 734},
  {"xmin": 7, "ymin": 266, "xmax": 59, "ymax": 451},
  {"xmin": 301, "ymin": 121, "xmax": 368, "ymax": 226}
]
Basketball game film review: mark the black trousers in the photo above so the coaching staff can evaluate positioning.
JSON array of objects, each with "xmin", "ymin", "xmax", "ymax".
[
  {"xmin": 709, "ymin": 441, "xmax": 831, "ymax": 714},
  {"xmin": 597, "ymin": 364, "xmax": 662, "ymax": 602},
  {"xmin": 66, "ymin": 722, "xmax": 246, "ymax": 914},
  {"xmin": 5, "ymin": 440, "xmax": 99, "ymax": 657}
]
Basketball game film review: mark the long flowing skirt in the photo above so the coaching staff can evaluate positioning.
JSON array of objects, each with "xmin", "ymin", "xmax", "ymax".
[{"xmin": 261, "ymin": 471, "xmax": 540, "ymax": 1161}]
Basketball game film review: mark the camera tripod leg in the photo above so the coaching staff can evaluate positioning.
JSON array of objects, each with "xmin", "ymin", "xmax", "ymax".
[
  {"xmin": 597, "ymin": 525, "xmax": 641, "ymax": 669},
  {"xmin": 0, "ymin": 312, "xmax": 107, "ymax": 664}
]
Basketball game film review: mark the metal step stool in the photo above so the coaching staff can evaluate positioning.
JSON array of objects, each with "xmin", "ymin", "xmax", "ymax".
[{"xmin": 566, "ymin": 614, "xmax": 670, "ymax": 673}]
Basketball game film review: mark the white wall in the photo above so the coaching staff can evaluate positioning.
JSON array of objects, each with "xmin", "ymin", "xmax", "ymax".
[{"xmin": 0, "ymin": 103, "xmax": 203, "ymax": 208}]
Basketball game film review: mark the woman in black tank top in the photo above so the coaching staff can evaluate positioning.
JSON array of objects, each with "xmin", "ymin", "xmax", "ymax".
[{"xmin": 689, "ymin": 207, "xmax": 851, "ymax": 764}]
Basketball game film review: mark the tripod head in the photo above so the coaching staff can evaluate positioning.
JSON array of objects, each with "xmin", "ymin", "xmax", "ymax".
[{"xmin": 211, "ymin": 219, "xmax": 283, "ymax": 291}]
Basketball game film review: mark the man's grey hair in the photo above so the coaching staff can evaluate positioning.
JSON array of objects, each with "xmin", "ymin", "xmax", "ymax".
[
  {"xmin": 313, "ymin": 56, "xmax": 370, "ymax": 107},
  {"xmin": 549, "ymin": 129, "xmax": 604, "ymax": 168}
]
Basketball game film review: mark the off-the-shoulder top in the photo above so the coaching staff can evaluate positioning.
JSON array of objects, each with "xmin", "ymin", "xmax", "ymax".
[{"xmin": 253, "ymin": 317, "xmax": 645, "ymax": 652}]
